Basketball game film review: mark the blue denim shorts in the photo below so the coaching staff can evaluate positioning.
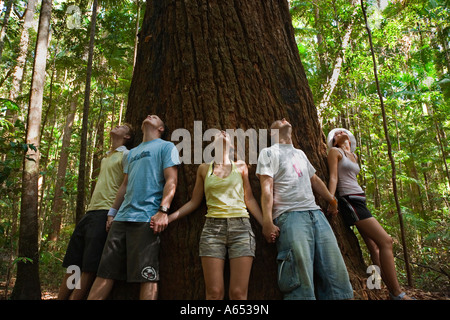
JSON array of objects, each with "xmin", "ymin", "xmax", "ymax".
[
  {"xmin": 275, "ymin": 210, "xmax": 353, "ymax": 300},
  {"xmin": 199, "ymin": 217, "xmax": 256, "ymax": 259}
]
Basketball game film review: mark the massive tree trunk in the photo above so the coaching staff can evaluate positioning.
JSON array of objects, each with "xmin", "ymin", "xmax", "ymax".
[{"xmin": 120, "ymin": 0, "xmax": 380, "ymax": 300}]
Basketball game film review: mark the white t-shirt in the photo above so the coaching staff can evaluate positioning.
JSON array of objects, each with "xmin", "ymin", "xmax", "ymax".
[{"xmin": 256, "ymin": 143, "xmax": 320, "ymax": 220}]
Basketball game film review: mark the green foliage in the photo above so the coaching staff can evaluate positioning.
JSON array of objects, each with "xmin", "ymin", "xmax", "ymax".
[
  {"xmin": 291, "ymin": 0, "xmax": 449, "ymax": 292},
  {"xmin": 0, "ymin": 0, "xmax": 142, "ymax": 298},
  {"xmin": 0, "ymin": 99, "xmax": 31, "ymax": 202}
]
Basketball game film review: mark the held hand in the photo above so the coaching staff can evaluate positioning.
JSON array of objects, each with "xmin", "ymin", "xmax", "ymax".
[
  {"xmin": 269, "ymin": 231, "xmax": 279, "ymax": 243},
  {"xmin": 106, "ymin": 216, "xmax": 114, "ymax": 232},
  {"xmin": 150, "ymin": 211, "xmax": 169, "ymax": 234},
  {"xmin": 327, "ymin": 202, "xmax": 338, "ymax": 216},
  {"xmin": 263, "ymin": 221, "xmax": 280, "ymax": 244}
]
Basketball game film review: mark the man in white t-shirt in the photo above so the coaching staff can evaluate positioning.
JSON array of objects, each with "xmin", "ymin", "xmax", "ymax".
[{"xmin": 256, "ymin": 119, "xmax": 353, "ymax": 300}]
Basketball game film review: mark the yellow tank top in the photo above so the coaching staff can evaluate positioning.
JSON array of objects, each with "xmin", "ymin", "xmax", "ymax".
[{"xmin": 204, "ymin": 161, "xmax": 249, "ymax": 218}]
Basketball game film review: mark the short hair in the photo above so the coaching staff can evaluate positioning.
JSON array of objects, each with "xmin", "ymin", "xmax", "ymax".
[
  {"xmin": 122, "ymin": 123, "xmax": 135, "ymax": 149},
  {"xmin": 160, "ymin": 123, "xmax": 170, "ymax": 141},
  {"xmin": 269, "ymin": 120, "xmax": 280, "ymax": 136}
]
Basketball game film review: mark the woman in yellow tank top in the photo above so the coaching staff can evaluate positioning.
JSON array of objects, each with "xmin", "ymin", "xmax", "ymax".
[{"xmin": 166, "ymin": 130, "xmax": 269, "ymax": 300}]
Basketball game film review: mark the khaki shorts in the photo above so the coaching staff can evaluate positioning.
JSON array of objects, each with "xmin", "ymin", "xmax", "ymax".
[
  {"xmin": 199, "ymin": 217, "xmax": 256, "ymax": 259},
  {"xmin": 97, "ymin": 221, "xmax": 160, "ymax": 282}
]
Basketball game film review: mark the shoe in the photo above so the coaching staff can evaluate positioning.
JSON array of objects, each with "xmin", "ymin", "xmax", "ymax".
[{"xmin": 389, "ymin": 292, "xmax": 416, "ymax": 300}]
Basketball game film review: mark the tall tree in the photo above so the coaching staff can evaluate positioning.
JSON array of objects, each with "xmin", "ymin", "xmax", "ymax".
[
  {"xmin": 360, "ymin": 0, "xmax": 413, "ymax": 287},
  {"xmin": 75, "ymin": 0, "xmax": 98, "ymax": 224},
  {"xmin": 48, "ymin": 98, "xmax": 77, "ymax": 241},
  {"xmin": 9, "ymin": 0, "xmax": 38, "ymax": 105},
  {"xmin": 11, "ymin": 0, "xmax": 53, "ymax": 300},
  {"xmin": 120, "ymin": 0, "xmax": 380, "ymax": 299},
  {"xmin": 0, "ymin": 0, "xmax": 13, "ymax": 63},
  {"xmin": 317, "ymin": 0, "xmax": 358, "ymax": 122}
]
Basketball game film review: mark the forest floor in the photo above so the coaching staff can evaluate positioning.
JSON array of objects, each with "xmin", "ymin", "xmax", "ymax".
[{"xmin": 1, "ymin": 278, "xmax": 449, "ymax": 300}]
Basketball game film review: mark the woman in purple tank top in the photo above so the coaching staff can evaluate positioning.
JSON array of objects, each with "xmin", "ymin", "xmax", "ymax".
[{"xmin": 327, "ymin": 128, "xmax": 414, "ymax": 300}]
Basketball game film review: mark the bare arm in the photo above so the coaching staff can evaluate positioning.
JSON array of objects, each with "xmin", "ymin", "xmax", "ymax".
[
  {"xmin": 327, "ymin": 148, "xmax": 341, "ymax": 196},
  {"xmin": 259, "ymin": 174, "xmax": 279, "ymax": 243},
  {"xmin": 106, "ymin": 174, "xmax": 128, "ymax": 231},
  {"xmin": 310, "ymin": 174, "xmax": 338, "ymax": 215},
  {"xmin": 150, "ymin": 166, "xmax": 178, "ymax": 233},
  {"xmin": 167, "ymin": 164, "xmax": 207, "ymax": 223},
  {"xmin": 237, "ymin": 161, "xmax": 263, "ymax": 226}
]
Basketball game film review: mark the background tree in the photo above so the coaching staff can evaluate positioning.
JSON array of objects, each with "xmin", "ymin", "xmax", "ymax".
[
  {"xmin": 0, "ymin": 0, "xmax": 13, "ymax": 63},
  {"xmin": 10, "ymin": 0, "xmax": 53, "ymax": 300},
  {"xmin": 360, "ymin": 0, "xmax": 412, "ymax": 287},
  {"xmin": 75, "ymin": 0, "xmax": 98, "ymax": 224},
  {"xmin": 48, "ymin": 98, "xmax": 77, "ymax": 241},
  {"xmin": 295, "ymin": 0, "xmax": 449, "ymax": 291},
  {"xmin": 9, "ymin": 0, "xmax": 37, "ymax": 110}
]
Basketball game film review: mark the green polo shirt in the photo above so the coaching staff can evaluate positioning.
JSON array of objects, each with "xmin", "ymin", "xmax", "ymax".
[{"xmin": 87, "ymin": 146, "xmax": 129, "ymax": 212}]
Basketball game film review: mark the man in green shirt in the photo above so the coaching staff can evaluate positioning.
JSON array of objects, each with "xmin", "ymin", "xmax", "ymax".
[{"xmin": 57, "ymin": 124, "xmax": 134, "ymax": 300}]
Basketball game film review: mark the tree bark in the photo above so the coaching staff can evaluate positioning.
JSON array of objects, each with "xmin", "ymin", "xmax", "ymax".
[
  {"xmin": 119, "ymin": 0, "xmax": 380, "ymax": 300},
  {"xmin": 48, "ymin": 99, "xmax": 77, "ymax": 241},
  {"xmin": 9, "ymin": 0, "xmax": 38, "ymax": 107},
  {"xmin": 0, "ymin": 0, "xmax": 13, "ymax": 63},
  {"xmin": 75, "ymin": 0, "xmax": 98, "ymax": 224},
  {"xmin": 90, "ymin": 113, "xmax": 104, "ymax": 194},
  {"xmin": 133, "ymin": 0, "xmax": 140, "ymax": 68},
  {"xmin": 11, "ymin": 0, "xmax": 53, "ymax": 300},
  {"xmin": 313, "ymin": 0, "xmax": 328, "ymax": 81}
]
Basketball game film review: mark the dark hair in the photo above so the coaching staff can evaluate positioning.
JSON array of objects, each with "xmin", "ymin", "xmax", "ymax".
[
  {"xmin": 123, "ymin": 123, "xmax": 135, "ymax": 149},
  {"xmin": 160, "ymin": 123, "xmax": 170, "ymax": 141}
]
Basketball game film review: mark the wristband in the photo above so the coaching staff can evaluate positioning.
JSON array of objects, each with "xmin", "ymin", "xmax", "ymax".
[
  {"xmin": 107, "ymin": 208, "xmax": 118, "ymax": 217},
  {"xmin": 329, "ymin": 196, "xmax": 337, "ymax": 206},
  {"xmin": 159, "ymin": 205, "xmax": 169, "ymax": 214}
]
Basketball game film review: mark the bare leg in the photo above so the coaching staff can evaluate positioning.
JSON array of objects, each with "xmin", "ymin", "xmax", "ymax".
[
  {"xmin": 229, "ymin": 256, "xmax": 253, "ymax": 300},
  {"xmin": 355, "ymin": 218, "xmax": 402, "ymax": 296},
  {"xmin": 139, "ymin": 282, "xmax": 158, "ymax": 300},
  {"xmin": 201, "ymin": 257, "xmax": 225, "ymax": 300},
  {"xmin": 57, "ymin": 273, "xmax": 73, "ymax": 300},
  {"xmin": 87, "ymin": 277, "xmax": 115, "ymax": 300},
  {"xmin": 69, "ymin": 272, "xmax": 96, "ymax": 300},
  {"xmin": 360, "ymin": 232, "xmax": 381, "ymax": 267}
]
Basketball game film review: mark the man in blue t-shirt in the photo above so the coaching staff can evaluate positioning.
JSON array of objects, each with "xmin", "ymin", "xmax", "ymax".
[{"xmin": 88, "ymin": 115, "xmax": 180, "ymax": 300}]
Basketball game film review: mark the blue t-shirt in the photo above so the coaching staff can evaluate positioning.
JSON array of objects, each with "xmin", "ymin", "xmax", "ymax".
[{"xmin": 114, "ymin": 138, "xmax": 180, "ymax": 222}]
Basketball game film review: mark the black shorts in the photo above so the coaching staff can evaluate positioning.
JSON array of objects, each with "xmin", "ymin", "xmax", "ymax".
[
  {"xmin": 62, "ymin": 210, "xmax": 108, "ymax": 273},
  {"xmin": 338, "ymin": 193, "xmax": 373, "ymax": 226},
  {"xmin": 96, "ymin": 221, "xmax": 160, "ymax": 283}
]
